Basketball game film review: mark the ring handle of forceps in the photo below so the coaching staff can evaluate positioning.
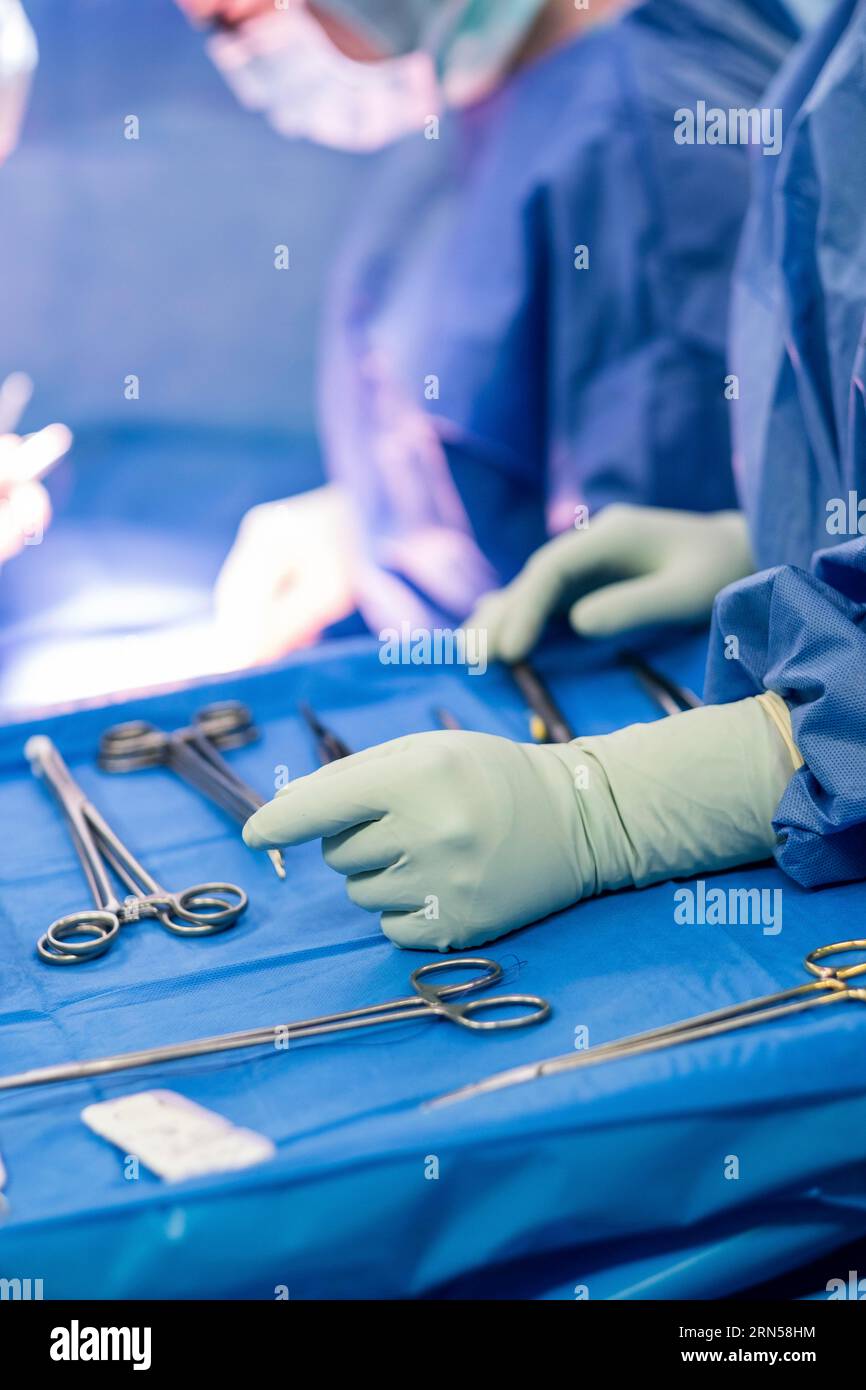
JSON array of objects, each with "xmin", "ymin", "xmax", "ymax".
[
  {"xmin": 193, "ymin": 701, "xmax": 259, "ymax": 750},
  {"xmin": 804, "ymin": 939, "xmax": 866, "ymax": 982},
  {"xmin": 98, "ymin": 703, "xmax": 258, "ymax": 770},
  {"xmin": 38, "ymin": 909, "xmax": 121, "ymax": 963},
  {"xmin": 98, "ymin": 721, "xmax": 169, "ymax": 769},
  {"xmin": 156, "ymin": 882, "xmax": 248, "ymax": 935},
  {"xmin": 410, "ymin": 958, "xmax": 552, "ymax": 1031},
  {"xmin": 40, "ymin": 884, "xmax": 247, "ymax": 960}
]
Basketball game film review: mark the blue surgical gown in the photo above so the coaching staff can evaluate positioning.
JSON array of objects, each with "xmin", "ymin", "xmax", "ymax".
[
  {"xmin": 706, "ymin": 0, "xmax": 866, "ymax": 888},
  {"xmin": 319, "ymin": 0, "xmax": 800, "ymax": 629}
]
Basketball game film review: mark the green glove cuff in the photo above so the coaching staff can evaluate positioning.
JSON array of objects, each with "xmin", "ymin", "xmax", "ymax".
[{"xmin": 547, "ymin": 695, "xmax": 801, "ymax": 896}]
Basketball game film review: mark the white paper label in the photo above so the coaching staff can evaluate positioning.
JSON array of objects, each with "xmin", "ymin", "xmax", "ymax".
[{"xmin": 81, "ymin": 1090, "xmax": 275, "ymax": 1183}]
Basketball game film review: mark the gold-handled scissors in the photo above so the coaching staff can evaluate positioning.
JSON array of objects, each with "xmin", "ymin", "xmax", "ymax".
[{"xmin": 429, "ymin": 939, "xmax": 866, "ymax": 1107}]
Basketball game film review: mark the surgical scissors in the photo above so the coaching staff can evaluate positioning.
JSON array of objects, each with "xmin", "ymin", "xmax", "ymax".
[
  {"xmin": 0, "ymin": 956, "xmax": 551, "ymax": 1091},
  {"xmin": 98, "ymin": 701, "xmax": 285, "ymax": 879},
  {"xmin": 27, "ymin": 736, "xmax": 248, "ymax": 965},
  {"xmin": 429, "ymin": 938, "xmax": 866, "ymax": 1107}
]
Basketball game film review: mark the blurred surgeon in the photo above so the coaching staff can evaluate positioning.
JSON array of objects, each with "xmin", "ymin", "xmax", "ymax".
[
  {"xmin": 0, "ymin": 0, "xmax": 57, "ymax": 567},
  {"xmin": 244, "ymin": 0, "xmax": 866, "ymax": 952},
  {"xmin": 178, "ymin": 0, "xmax": 803, "ymax": 659},
  {"xmin": 465, "ymin": 8, "xmax": 839, "ymax": 654}
]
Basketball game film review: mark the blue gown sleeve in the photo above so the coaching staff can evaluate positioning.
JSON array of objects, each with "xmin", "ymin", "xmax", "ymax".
[
  {"xmin": 703, "ymin": 0, "xmax": 866, "ymax": 890},
  {"xmin": 543, "ymin": 0, "xmax": 795, "ymax": 527},
  {"xmin": 706, "ymin": 537, "xmax": 866, "ymax": 888}
]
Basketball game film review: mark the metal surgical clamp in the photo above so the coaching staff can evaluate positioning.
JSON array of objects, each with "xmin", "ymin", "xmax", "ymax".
[
  {"xmin": 27, "ymin": 736, "xmax": 248, "ymax": 965},
  {"xmin": 509, "ymin": 661, "xmax": 576, "ymax": 743},
  {"xmin": 98, "ymin": 701, "xmax": 285, "ymax": 880},
  {"xmin": 623, "ymin": 651, "xmax": 703, "ymax": 715},
  {"xmin": 298, "ymin": 701, "xmax": 353, "ymax": 764},
  {"xmin": 429, "ymin": 939, "xmax": 866, "ymax": 1107},
  {"xmin": 0, "ymin": 957, "xmax": 551, "ymax": 1091}
]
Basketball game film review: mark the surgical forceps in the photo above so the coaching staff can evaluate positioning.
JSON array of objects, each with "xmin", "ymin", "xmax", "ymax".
[
  {"xmin": 98, "ymin": 701, "xmax": 285, "ymax": 879},
  {"xmin": 623, "ymin": 651, "xmax": 703, "ymax": 715},
  {"xmin": 510, "ymin": 653, "xmax": 698, "ymax": 740},
  {"xmin": 27, "ymin": 736, "xmax": 248, "ymax": 965},
  {"xmin": 509, "ymin": 661, "xmax": 576, "ymax": 743},
  {"xmin": 298, "ymin": 702, "xmax": 353, "ymax": 764},
  {"xmin": 429, "ymin": 938, "xmax": 866, "ymax": 1107},
  {"xmin": 0, "ymin": 957, "xmax": 551, "ymax": 1091}
]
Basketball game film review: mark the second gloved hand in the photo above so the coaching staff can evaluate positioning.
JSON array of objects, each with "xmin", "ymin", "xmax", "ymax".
[
  {"xmin": 243, "ymin": 697, "xmax": 799, "ymax": 951},
  {"xmin": 465, "ymin": 505, "xmax": 753, "ymax": 661},
  {"xmin": 213, "ymin": 483, "xmax": 358, "ymax": 665}
]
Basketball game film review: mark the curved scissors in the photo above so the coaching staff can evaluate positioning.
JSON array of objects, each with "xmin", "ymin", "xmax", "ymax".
[
  {"xmin": 26, "ymin": 736, "xmax": 247, "ymax": 965},
  {"xmin": 0, "ymin": 957, "xmax": 551, "ymax": 1091},
  {"xmin": 431, "ymin": 940, "xmax": 866, "ymax": 1107}
]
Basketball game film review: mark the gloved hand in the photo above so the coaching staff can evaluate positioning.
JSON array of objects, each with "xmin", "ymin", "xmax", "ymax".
[
  {"xmin": 0, "ymin": 428, "xmax": 58, "ymax": 564},
  {"xmin": 0, "ymin": 476, "xmax": 49, "ymax": 562},
  {"xmin": 243, "ymin": 693, "xmax": 800, "ymax": 951},
  {"xmin": 465, "ymin": 505, "xmax": 753, "ymax": 662},
  {"xmin": 214, "ymin": 483, "xmax": 358, "ymax": 666}
]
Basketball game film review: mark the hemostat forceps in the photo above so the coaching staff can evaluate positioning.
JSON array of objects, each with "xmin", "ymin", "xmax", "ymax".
[
  {"xmin": 298, "ymin": 701, "xmax": 353, "ymax": 764},
  {"xmin": 430, "ymin": 939, "xmax": 866, "ymax": 1107},
  {"xmin": 27, "ymin": 736, "xmax": 247, "ymax": 965},
  {"xmin": 622, "ymin": 651, "xmax": 703, "ymax": 715},
  {"xmin": 509, "ymin": 661, "xmax": 576, "ymax": 743},
  {"xmin": 98, "ymin": 701, "xmax": 285, "ymax": 879},
  {"xmin": 0, "ymin": 957, "xmax": 550, "ymax": 1091}
]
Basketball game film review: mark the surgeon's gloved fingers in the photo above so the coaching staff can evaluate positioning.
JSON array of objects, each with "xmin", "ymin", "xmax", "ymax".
[
  {"xmin": 461, "ymin": 590, "xmax": 509, "ymax": 660},
  {"xmin": 344, "ymin": 866, "xmax": 418, "ymax": 914},
  {"xmin": 468, "ymin": 513, "xmax": 645, "ymax": 661},
  {"xmin": 484, "ymin": 532, "xmax": 594, "ymax": 661},
  {"xmin": 243, "ymin": 759, "xmax": 389, "ymax": 848},
  {"xmin": 379, "ymin": 909, "xmax": 435, "ymax": 950},
  {"xmin": 244, "ymin": 735, "xmax": 433, "ymax": 847},
  {"xmin": 463, "ymin": 557, "xmax": 567, "ymax": 664},
  {"xmin": 568, "ymin": 571, "xmax": 691, "ymax": 637},
  {"xmin": 379, "ymin": 906, "xmax": 507, "ymax": 953},
  {"xmin": 272, "ymin": 739, "xmax": 389, "ymax": 803},
  {"xmin": 321, "ymin": 820, "xmax": 401, "ymax": 875},
  {"xmin": 378, "ymin": 908, "xmax": 466, "ymax": 952}
]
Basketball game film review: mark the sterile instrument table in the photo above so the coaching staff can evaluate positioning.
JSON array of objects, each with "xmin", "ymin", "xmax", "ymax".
[{"xmin": 1, "ymin": 632, "xmax": 865, "ymax": 1300}]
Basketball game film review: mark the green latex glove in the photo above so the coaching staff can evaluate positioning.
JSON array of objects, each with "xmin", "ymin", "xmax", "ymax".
[
  {"xmin": 243, "ymin": 694, "xmax": 798, "ymax": 951},
  {"xmin": 465, "ymin": 505, "xmax": 753, "ymax": 661}
]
